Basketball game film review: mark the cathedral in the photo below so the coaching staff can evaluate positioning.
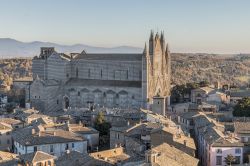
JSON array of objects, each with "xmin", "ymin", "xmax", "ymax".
[{"xmin": 30, "ymin": 31, "xmax": 171, "ymax": 112}]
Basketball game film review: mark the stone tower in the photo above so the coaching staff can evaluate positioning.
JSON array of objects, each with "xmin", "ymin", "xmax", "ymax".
[{"xmin": 142, "ymin": 31, "xmax": 171, "ymax": 108}]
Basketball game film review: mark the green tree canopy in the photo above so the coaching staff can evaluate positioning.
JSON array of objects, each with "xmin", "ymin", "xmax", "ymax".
[
  {"xmin": 94, "ymin": 112, "xmax": 111, "ymax": 136},
  {"xmin": 233, "ymin": 97, "xmax": 250, "ymax": 117},
  {"xmin": 171, "ymin": 82, "xmax": 200, "ymax": 103}
]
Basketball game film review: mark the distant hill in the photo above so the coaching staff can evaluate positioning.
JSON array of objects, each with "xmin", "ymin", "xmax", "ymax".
[{"xmin": 0, "ymin": 38, "xmax": 143, "ymax": 58}]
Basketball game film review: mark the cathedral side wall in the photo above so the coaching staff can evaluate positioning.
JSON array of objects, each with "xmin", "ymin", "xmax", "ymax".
[
  {"xmin": 63, "ymin": 85, "xmax": 142, "ymax": 109},
  {"xmin": 32, "ymin": 59, "xmax": 45, "ymax": 80},
  {"xmin": 47, "ymin": 55, "xmax": 70, "ymax": 82},
  {"xmin": 71, "ymin": 60, "xmax": 142, "ymax": 81}
]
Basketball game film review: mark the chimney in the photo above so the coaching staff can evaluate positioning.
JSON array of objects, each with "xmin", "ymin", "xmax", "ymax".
[
  {"xmin": 53, "ymin": 131, "xmax": 56, "ymax": 136},
  {"xmin": 31, "ymin": 129, "xmax": 35, "ymax": 135},
  {"xmin": 184, "ymin": 140, "xmax": 187, "ymax": 146},
  {"xmin": 127, "ymin": 121, "xmax": 130, "ymax": 126}
]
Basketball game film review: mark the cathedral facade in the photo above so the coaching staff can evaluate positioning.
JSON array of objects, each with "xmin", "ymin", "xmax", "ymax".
[{"xmin": 30, "ymin": 31, "xmax": 171, "ymax": 112}]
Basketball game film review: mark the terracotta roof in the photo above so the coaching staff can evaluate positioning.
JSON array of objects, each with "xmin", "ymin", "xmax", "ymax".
[
  {"xmin": 144, "ymin": 143, "xmax": 199, "ymax": 166},
  {"xmin": 0, "ymin": 118, "xmax": 22, "ymax": 125},
  {"xmin": 0, "ymin": 151, "xmax": 17, "ymax": 163},
  {"xmin": 68, "ymin": 124, "xmax": 99, "ymax": 134},
  {"xmin": 178, "ymin": 112, "xmax": 200, "ymax": 120},
  {"xmin": 20, "ymin": 151, "xmax": 55, "ymax": 163},
  {"xmin": 234, "ymin": 121, "xmax": 250, "ymax": 134},
  {"xmin": 13, "ymin": 127, "xmax": 86, "ymax": 146},
  {"xmin": 0, "ymin": 123, "xmax": 12, "ymax": 130},
  {"xmin": 56, "ymin": 151, "xmax": 112, "ymax": 166},
  {"xmin": 211, "ymin": 137, "xmax": 244, "ymax": 147}
]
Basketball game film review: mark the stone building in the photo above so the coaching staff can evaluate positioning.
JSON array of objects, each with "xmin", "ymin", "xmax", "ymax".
[{"xmin": 30, "ymin": 31, "xmax": 171, "ymax": 112}]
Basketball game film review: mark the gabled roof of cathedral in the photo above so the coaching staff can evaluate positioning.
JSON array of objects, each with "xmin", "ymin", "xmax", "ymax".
[{"xmin": 72, "ymin": 53, "xmax": 142, "ymax": 61}]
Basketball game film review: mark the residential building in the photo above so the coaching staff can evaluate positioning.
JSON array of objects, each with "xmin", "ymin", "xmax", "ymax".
[
  {"xmin": 66, "ymin": 123, "xmax": 99, "ymax": 151},
  {"xmin": 12, "ymin": 125, "xmax": 87, "ymax": 157},
  {"xmin": 0, "ymin": 151, "xmax": 18, "ymax": 166},
  {"xmin": 0, "ymin": 123, "xmax": 12, "ymax": 151},
  {"xmin": 124, "ymin": 143, "xmax": 199, "ymax": 166},
  {"xmin": 194, "ymin": 113, "xmax": 244, "ymax": 166}
]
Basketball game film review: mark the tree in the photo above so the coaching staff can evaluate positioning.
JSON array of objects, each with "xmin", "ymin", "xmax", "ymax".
[
  {"xmin": 171, "ymin": 82, "xmax": 200, "ymax": 103},
  {"xmin": 199, "ymin": 80, "xmax": 209, "ymax": 87},
  {"xmin": 233, "ymin": 97, "xmax": 250, "ymax": 117},
  {"xmin": 224, "ymin": 154, "xmax": 235, "ymax": 166},
  {"xmin": 94, "ymin": 112, "xmax": 111, "ymax": 136},
  {"xmin": 95, "ymin": 111, "xmax": 105, "ymax": 124}
]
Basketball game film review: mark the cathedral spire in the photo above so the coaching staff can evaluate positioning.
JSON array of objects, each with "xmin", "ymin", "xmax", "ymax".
[
  {"xmin": 149, "ymin": 30, "xmax": 154, "ymax": 41},
  {"xmin": 149, "ymin": 30, "xmax": 155, "ymax": 55},
  {"xmin": 155, "ymin": 32, "xmax": 159, "ymax": 40},
  {"xmin": 160, "ymin": 31, "xmax": 165, "ymax": 41},
  {"xmin": 143, "ymin": 42, "xmax": 147, "ymax": 55},
  {"xmin": 160, "ymin": 31, "xmax": 165, "ymax": 53},
  {"xmin": 165, "ymin": 43, "xmax": 170, "ymax": 55}
]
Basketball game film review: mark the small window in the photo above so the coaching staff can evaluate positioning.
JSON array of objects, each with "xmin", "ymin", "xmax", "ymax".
[
  {"xmin": 66, "ymin": 73, "xmax": 69, "ymax": 78},
  {"xmin": 216, "ymin": 149, "xmax": 222, "ymax": 154},
  {"xmin": 235, "ymin": 156, "xmax": 241, "ymax": 164},
  {"xmin": 65, "ymin": 143, "xmax": 69, "ymax": 150},
  {"xmin": 88, "ymin": 69, "xmax": 90, "ymax": 78},
  {"xmin": 235, "ymin": 148, "xmax": 241, "ymax": 154},
  {"xmin": 34, "ymin": 146, "xmax": 37, "ymax": 152},
  {"xmin": 78, "ymin": 91, "xmax": 80, "ymax": 96},
  {"xmin": 158, "ymin": 101, "xmax": 160, "ymax": 104},
  {"xmin": 57, "ymin": 100, "xmax": 59, "ymax": 105},
  {"xmin": 6, "ymin": 132, "xmax": 10, "ymax": 135},
  {"xmin": 50, "ymin": 145, "xmax": 53, "ymax": 153},
  {"xmin": 216, "ymin": 156, "xmax": 222, "ymax": 165},
  {"xmin": 35, "ymin": 96, "xmax": 37, "ymax": 99},
  {"xmin": 72, "ymin": 143, "xmax": 75, "ymax": 148}
]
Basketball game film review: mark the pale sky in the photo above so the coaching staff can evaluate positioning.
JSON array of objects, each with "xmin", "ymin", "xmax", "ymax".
[{"xmin": 0, "ymin": 0, "xmax": 250, "ymax": 53}]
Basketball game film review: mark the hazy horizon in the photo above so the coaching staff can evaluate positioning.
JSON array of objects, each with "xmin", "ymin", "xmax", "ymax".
[{"xmin": 1, "ymin": 0, "xmax": 250, "ymax": 54}]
